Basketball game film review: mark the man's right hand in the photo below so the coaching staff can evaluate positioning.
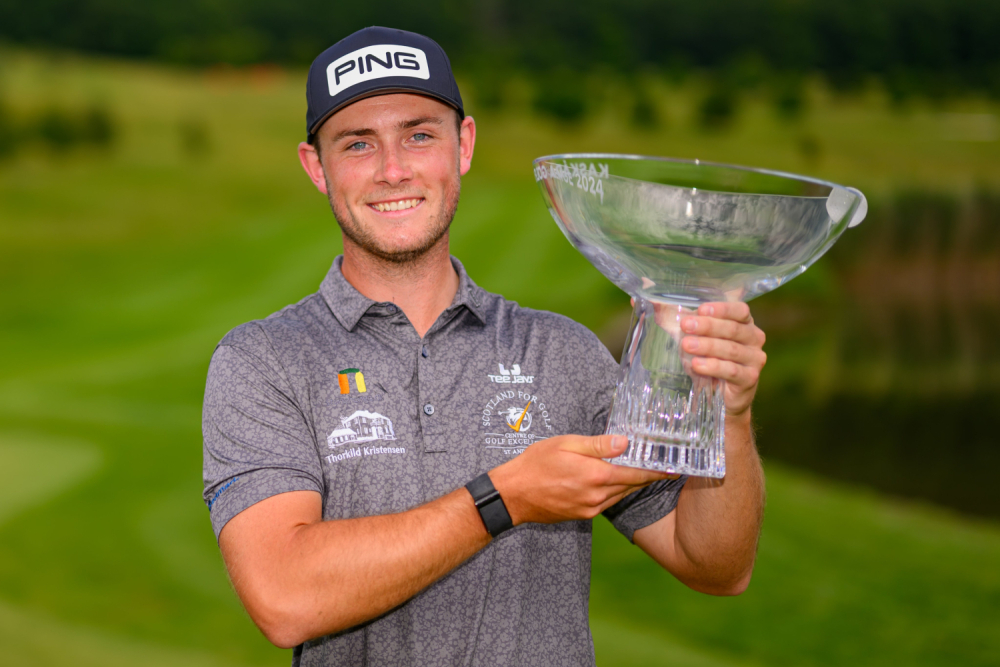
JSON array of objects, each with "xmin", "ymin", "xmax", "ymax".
[{"xmin": 489, "ymin": 434, "xmax": 676, "ymax": 525}]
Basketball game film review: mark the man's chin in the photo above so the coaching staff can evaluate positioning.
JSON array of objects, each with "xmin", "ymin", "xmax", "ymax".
[
  {"xmin": 348, "ymin": 235, "xmax": 448, "ymax": 264},
  {"xmin": 330, "ymin": 194, "xmax": 457, "ymax": 265}
]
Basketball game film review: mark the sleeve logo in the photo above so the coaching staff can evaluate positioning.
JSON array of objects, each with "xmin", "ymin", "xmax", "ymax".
[{"xmin": 326, "ymin": 45, "xmax": 430, "ymax": 97}]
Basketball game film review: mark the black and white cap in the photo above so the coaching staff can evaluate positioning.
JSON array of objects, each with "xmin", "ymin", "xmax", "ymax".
[{"xmin": 306, "ymin": 26, "xmax": 464, "ymax": 142}]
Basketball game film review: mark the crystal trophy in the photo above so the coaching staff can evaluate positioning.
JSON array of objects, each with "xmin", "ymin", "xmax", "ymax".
[{"xmin": 533, "ymin": 155, "xmax": 867, "ymax": 477}]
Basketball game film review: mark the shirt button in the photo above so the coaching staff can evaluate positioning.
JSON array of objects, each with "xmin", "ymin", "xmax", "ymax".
[
  {"xmin": 387, "ymin": 304, "xmax": 397, "ymax": 313},
  {"xmin": 421, "ymin": 345, "xmax": 429, "ymax": 358},
  {"xmin": 423, "ymin": 403, "xmax": 435, "ymax": 416}
]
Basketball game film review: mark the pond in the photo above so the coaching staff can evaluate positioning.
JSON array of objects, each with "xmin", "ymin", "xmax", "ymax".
[{"xmin": 602, "ymin": 190, "xmax": 1000, "ymax": 519}]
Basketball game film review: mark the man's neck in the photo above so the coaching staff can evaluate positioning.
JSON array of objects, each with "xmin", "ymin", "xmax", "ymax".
[{"xmin": 339, "ymin": 238, "xmax": 460, "ymax": 339}]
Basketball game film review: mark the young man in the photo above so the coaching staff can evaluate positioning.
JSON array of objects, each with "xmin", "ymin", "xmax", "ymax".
[{"xmin": 203, "ymin": 26, "xmax": 766, "ymax": 666}]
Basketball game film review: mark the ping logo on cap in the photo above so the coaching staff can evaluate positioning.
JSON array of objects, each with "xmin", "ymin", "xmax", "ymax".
[{"xmin": 326, "ymin": 44, "xmax": 430, "ymax": 97}]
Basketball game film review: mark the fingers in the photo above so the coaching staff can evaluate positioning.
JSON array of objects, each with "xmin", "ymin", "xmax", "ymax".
[
  {"xmin": 603, "ymin": 463, "xmax": 677, "ymax": 488},
  {"xmin": 683, "ymin": 335, "xmax": 767, "ymax": 370},
  {"xmin": 681, "ymin": 311, "xmax": 765, "ymax": 347},
  {"xmin": 699, "ymin": 301, "xmax": 752, "ymax": 323},
  {"xmin": 558, "ymin": 435, "xmax": 677, "ymax": 486},
  {"xmin": 677, "ymin": 302, "xmax": 766, "ymax": 389},
  {"xmin": 690, "ymin": 356, "xmax": 762, "ymax": 387},
  {"xmin": 560, "ymin": 434, "xmax": 629, "ymax": 459},
  {"xmin": 560, "ymin": 436, "xmax": 678, "ymax": 484}
]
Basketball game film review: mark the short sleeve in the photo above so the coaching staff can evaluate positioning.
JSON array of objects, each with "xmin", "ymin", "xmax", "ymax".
[
  {"xmin": 588, "ymin": 329, "xmax": 688, "ymax": 542},
  {"xmin": 602, "ymin": 476, "xmax": 687, "ymax": 542},
  {"xmin": 202, "ymin": 339, "xmax": 323, "ymax": 539}
]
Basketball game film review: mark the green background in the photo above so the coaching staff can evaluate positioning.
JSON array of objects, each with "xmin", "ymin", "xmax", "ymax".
[{"xmin": 1, "ymin": 48, "xmax": 999, "ymax": 666}]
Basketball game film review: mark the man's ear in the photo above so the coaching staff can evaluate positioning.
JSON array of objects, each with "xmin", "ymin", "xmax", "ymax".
[
  {"xmin": 458, "ymin": 116, "xmax": 476, "ymax": 176},
  {"xmin": 298, "ymin": 141, "xmax": 330, "ymax": 194}
]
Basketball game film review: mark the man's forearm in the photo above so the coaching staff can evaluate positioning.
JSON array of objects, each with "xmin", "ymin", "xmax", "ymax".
[
  {"xmin": 634, "ymin": 411, "xmax": 765, "ymax": 595},
  {"xmin": 221, "ymin": 434, "xmax": 668, "ymax": 648},
  {"xmin": 220, "ymin": 487, "xmax": 490, "ymax": 648}
]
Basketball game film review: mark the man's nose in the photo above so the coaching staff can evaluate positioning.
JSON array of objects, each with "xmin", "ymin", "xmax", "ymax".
[{"xmin": 374, "ymin": 142, "xmax": 413, "ymax": 186}]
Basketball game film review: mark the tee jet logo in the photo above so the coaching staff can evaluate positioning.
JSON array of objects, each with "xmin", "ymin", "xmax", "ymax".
[
  {"xmin": 338, "ymin": 368, "xmax": 367, "ymax": 394},
  {"xmin": 487, "ymin": 363, "xmax": 535, "ymax": 384},
  {"xmin": 326, "ymin": 44, "xmax": 430, "ymax": 97}
]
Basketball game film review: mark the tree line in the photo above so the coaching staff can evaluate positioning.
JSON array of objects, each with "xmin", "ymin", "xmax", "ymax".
[{"xmin": 1, "ymin": 0, "xmax": 998, "ymax": 98}]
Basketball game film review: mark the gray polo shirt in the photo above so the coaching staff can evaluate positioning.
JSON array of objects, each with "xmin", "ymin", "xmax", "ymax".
[{"xmin": 203, "ymin": 256, "xmax": 686, "ymax": 667}]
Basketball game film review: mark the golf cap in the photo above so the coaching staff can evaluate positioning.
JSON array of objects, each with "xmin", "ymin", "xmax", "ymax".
[{"xmin": 306, "ymin": 26, "xmax": 464, "ymax": 142}]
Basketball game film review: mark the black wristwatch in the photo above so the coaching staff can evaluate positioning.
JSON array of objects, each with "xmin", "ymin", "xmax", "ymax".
[{"xmin": 466, "ymin": 472, "xmax": 514, "ymax": 537}]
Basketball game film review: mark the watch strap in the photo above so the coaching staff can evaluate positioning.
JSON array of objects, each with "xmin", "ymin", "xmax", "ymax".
[{"xmin": 466, "ymin": 472, "xmax": 514, "ymax": 537}]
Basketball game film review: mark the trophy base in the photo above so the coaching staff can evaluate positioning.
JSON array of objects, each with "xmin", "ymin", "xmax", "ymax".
[
  {"xmin": 603, "ymin": 297, "xmax": 727, "ymax": 479},
  {"xmin": 606, "ymin": 434, "xmax": 725, "ymax": 478}
]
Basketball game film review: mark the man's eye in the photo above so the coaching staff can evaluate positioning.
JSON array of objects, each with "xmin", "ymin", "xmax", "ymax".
[
  {"xmin": 348, "ymin": 141, "xmax": 368, "ymax": 150},
  {"xmin": 412, "ymin": 133, "xmax": 430, "ymax": 141}
]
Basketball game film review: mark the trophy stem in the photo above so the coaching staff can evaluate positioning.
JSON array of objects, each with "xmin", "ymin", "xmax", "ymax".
[{"xmin": 605, "ymin": 297, "xmax": 726, "ymax": 478}]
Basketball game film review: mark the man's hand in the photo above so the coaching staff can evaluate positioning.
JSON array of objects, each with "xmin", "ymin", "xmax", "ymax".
[
  {"xmin": 626, "ymin": 300, "xmax": 766, "ymax": 596},
  {"xmin": 678, "ymin": 301, "xmax": 766, "ymax": 418},
  {"xmin": 490, "ymin": 434, "xmax": 674, "ymax": 525}
]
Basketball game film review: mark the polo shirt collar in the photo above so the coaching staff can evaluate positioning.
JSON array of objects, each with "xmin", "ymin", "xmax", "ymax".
[{"xmin": 320, "ymin": 255, "xmax": 487, "ymax": 332}]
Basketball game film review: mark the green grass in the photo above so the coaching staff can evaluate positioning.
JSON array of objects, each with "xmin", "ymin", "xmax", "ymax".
[{"xmin": 0, "ymin": 48, "xmax": 999, "ymax": 666}]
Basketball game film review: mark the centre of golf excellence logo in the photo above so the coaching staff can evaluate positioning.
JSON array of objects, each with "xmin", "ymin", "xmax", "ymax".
[{"xmin": 481, "ymin": 388, "xmax": 553, "ymax": 455}]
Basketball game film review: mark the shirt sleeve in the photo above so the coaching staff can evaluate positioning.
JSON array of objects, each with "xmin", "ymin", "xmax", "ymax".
[
  {"xmin": 202, "ymin": 336, "xmax": 324, "ymax": 539},
  {"xmin": 589, "ymin": 331, "xmax": 688, "ymax": 543}
]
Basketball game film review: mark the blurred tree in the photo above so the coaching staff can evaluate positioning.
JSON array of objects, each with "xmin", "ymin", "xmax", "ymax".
[
  {"xmin": 697, "ymin": 85, "xmax": 738, "ymax": 131},
  {"xmin": 533, "ymin": 68, "xmax": 587, "ymax": 123},
  {"xmin": 0, "ymin": 99, "xmax": 17, "ymax": 157},
  {"xmin": 0, "ymin": 0, "xmax": 998, "ymax": 100},
  {"xmin": 82, "ymin": 105, "xmax": 116, "ymax": 148},
  {"xmin": 773, "ymin": 75, "xmax": 806, "ymax": 121},
  {"xmin": 36, "ymin": 107, "xmax": 79, "ymax": 152},
  {"xmin": 630, "ymin": 90, "xmax": 659, "ymax": 130}
]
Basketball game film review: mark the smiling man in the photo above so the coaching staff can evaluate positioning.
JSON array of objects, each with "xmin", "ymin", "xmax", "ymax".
[{"xmin": 203, "ymin": 26, "xmax": 767, "ymax": 667}]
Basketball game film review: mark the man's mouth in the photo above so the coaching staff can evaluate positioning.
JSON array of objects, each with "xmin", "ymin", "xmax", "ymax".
[{"xmin": 369, "ymin": 198, "xmax": 424, "ymax": 213}]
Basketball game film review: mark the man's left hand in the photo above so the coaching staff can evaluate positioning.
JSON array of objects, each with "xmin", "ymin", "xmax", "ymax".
[{"xmin": 679, "ymin": 302, "xmax": 766, "ymax": 418}]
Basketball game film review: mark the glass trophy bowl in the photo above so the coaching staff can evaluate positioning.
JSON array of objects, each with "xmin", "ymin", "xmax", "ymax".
[{"xmin": 533, "ymin": 154, "xmax": 867, "ymax": 478}]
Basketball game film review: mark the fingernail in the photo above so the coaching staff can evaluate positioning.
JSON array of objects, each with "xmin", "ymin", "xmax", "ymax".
[
  {"xmin": 687, "ymin": 338, "xmax": 700, "ymax": 351},
  {"xmin": 682, "ymin": 318, "xmax": 697, "ymax": 332},
  {"xmin": 704, "ymin": 305, "xmax": 715, "ymax": 316},
  {"xmin": 611, "ymin": 435, "xmax": 627, "ymax": 450}
]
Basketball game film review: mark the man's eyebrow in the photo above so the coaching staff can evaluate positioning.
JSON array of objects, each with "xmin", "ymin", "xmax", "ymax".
[
  {"xmin": 328, "ymin": 117, "xmax": 444, "ymax": 144},
  {"xmin": 330, "ymin": 127, "xmax": 376, "ymax": 143},
  {"xmin": 398, "ymin": 116, "xmax": 444, "ymax": 130}
]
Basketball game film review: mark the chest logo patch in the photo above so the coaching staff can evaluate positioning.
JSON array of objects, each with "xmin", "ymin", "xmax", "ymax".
[
  {"xmin": 481, "ymin": 389, "xmax": 553, "ymax": 456},
  {"xmin": 326, "ymin": 410, "xmax": 404, "ymax": 464},
  {"xmin": 338, "ymin": 368, "xmax": 366, "ymax": 394},
  {"xmin": 328, "ymin": 410, "xmax": 397, "ymax": 447},
  {"xmin": 487, "ymin": 363, "xmax": 534, "ymax": 384},
  {"xmin": 332, "ymin": 367, "xmax": 386, "ymax": 405}
]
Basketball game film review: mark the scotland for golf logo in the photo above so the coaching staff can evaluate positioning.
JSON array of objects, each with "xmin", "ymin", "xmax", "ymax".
[
  {"xmin": 500, "ymin": 405, "xmax": 532, "ymax": 432},
  {"xmin": 326, "ymin": 44, "xmax": 430, "ymax": 97},
  {"xmin": 481, "ymin": 388, "xmax": 554, "ymax": 456}
]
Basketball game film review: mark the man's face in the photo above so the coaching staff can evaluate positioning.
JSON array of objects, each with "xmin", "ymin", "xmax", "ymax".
[{"xmin": 299, "ymin": 94, "xmax": 475, "ymax": 264}]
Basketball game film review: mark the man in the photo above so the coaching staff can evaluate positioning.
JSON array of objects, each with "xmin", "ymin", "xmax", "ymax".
[{"xmin": 203, "ymin": 26, "xmax": 766, "ymax": 666}]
